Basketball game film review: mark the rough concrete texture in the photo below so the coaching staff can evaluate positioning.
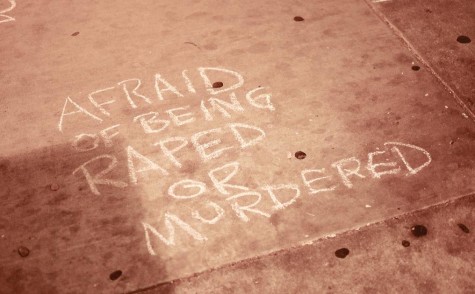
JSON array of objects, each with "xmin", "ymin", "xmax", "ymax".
[
  {"xmin": 143, "ymin": 194, "xmax": 475, "ymax": 294},
  {"xmin": 0, "ymin": 0, "xmax": 473, "ymax": 293},
  {"xmin": 368, "ymin": 0, "xmax": 475, "ymax": 116}
]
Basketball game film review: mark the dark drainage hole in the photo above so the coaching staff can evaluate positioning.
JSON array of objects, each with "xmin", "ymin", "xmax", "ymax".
[
  {"xmin": 457, "ymin": 223, "xmax": 470, "ymax": 234},
  {"xmin": 295, "ymin": 151, "xmax": 306, "ymax": 159},
  {"xmin": 294, "ymin": 16, "xmax": 304, "ymax": 22},
  {"xmin": 212, "ymin": 81, "xmax": 223, "ymax": 88},
  {"xmin": 335, "ymin": 248, "xmax": 350, "ymax": 258},
  {"xmin": 411, "ymin": 225, "xmax": 428, "ymax": 237},
  {"xmin": 18, "ymin": 246, "xmax": 30, "ymax": 257},
  {"xmin": 457, "ymin": 35, "xmax": 471, "ymax": 44},
  {"xmin": 109, "ymin": 270, "xmax": 122, "ymax": 281},
  {"xmin": 411, "ymin": 65, "xmax": 420, "ymax": 71},
  {"xmin": 402, "ymin": 240, "xmax": 410, "ymax": 247}
]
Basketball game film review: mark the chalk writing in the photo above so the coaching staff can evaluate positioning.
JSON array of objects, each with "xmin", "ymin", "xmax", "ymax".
[
  {"xmin": 191, "ymin": 201, "xmax": 225, "ymax": 224},
  {"xmin": 59, "ymin": 97, "xmax": 102, "ymax": 132},
  {"xmin": 142, "ymin": 213, "xmax": 207, "ymax": 254},
  {"xmin": 126, "ymin": 145, "xmax": 169, "ymax": 185},
  {"xmin": 57, "ymin": 66, "xmax": 433, "ymax": 255},
  {"xmin": 301, "ymin": 168, "xmax": 337, "ymax": 194},
  {"xmin": 261, "ymin": 184, "xmax": 301, "ymax": 210},
  {"xmin": 72, "ymin": 155, "xmax": 128, "ymax": 196},
  {"xmin": 227, "ymin": 191, "xmax": 271, "ymax": 222},
  {"xmin": 139, "ymin": 141, "xmax": 432, "ymax": 252},
  {"xmin": 57, "ymin": 68, "xmax": 272, "ymax": 133},
  {"xmin": 0, "ymin": 0, "xmax": 15, "ymax": 24}
]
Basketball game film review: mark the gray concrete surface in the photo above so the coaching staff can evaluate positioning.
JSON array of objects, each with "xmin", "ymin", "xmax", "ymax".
[{"xmin": 0, "ymin": 0, "xmax": 473, "ymax": 293}]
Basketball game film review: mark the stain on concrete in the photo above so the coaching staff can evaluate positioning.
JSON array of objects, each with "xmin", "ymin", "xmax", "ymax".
[
  {"xmin": 1, "ymin": 267, "xmax": 60, "ymax": 294},
  {"xmin": 411, "ymin": 225, "xmax": 428, "ymax": 237},
  {"xmin": 0, "ymin": 142, "xmax": 169, "ymax": 293},
  {"xmin": 294, "ymin": 151, "xmax": 306, "ymax": 160},
  {"xmin": 109, "ymin": 270, "xmax": 123, "ymax": 281},
  {"xmin": 334, "ymin": 248, "xmax": 350, "ymax": 258},
  {"xmin": 269, "ymin": 213, "xmax": 281, "ymax": 227},
  {"xmin": 457, "ymin": 223, "xmax": 470, "ymax": 234},
  {"xmin": 456, "ymin": 35, "xmax": 471, "ymax": 44},
  {"xmin": 17, "ymin": 246, "xmax": 30, "ymax": 257},
  {"xmin": 212, "ymin": 81, "xmax": 223, "ymax": 89},
  {"xmin": 179, "ymin": 160, "xmax": 198, "ymax": 175}
]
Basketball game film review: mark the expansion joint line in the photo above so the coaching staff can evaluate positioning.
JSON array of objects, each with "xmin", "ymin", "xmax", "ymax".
[{"xmin": 362, "ymin": 0, "xmax": 475, "ymax": 123}]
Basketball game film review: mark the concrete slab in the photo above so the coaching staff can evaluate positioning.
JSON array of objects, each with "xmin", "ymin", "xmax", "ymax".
[
  {"xmin": 0, "ymin": 0, "xmax": 474, "ymax": 293},
  {"xmin": 143, "ymin": 193, "xmax": 475, "ymax": 294},
  {"xmin": 367, "ymin": 0, "xmax": 475, "ymax": 117}
]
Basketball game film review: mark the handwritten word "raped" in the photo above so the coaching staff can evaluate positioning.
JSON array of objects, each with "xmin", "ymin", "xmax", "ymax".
[{"xmin": 72, "ymin": 122, "xmax": 267, "ymax": 195}]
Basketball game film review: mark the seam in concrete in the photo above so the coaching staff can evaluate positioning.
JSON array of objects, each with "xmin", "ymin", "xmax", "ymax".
[
  {"xmin": 129, "ymin": 191, "xmax": 475, "ymax": 293},
  {"xmin": 361, "ymin": 0, "xmax": 475, "ymax": 123}
]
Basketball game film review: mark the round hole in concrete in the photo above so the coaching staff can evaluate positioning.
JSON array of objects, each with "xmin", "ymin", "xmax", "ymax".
[
  {"xmin": 212, "ymin": 81, "xmax": 223, "ymax": 88},
  {"xmin": 18, "ymin": 246, "xmax": 30, "ymax": 257},
  {"xmin": 294, "ymin": 16, "xmax": 304, "ymax": 22},
  {"xmin": 411, "ymin": 225, "xmax": 428, "ymax": 237},
  {"xmin": 402, "ymin": 240, "xmax": 410, "ymax": 247},
  {"xmin": 109, "ymin": 270, "xmax": 122, "ymax": 281},
  {"xmin": 411, "ymin": 65, "xmax": 420, "ymax": 71},
  {"xmin": 50, "ymin": 183, "xmax": 60, "ymax": 191},
  {"xmin": 295, "ymin": 151, "xmax": 306, "ymax": 159},
  {"xmin": 456, "ymin": 35, "xmax": 471, "ymax": 44},
  {"xmin": 335, "ymin": 248, "xmax": 350, "ymax": 258}
]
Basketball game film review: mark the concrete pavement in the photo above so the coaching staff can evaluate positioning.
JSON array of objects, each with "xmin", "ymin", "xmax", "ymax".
[
  {"xmin": 141, "ymin": 193, "xmax": 475, "ymax": 294},
  {"xmin": 0, "ymin": 0, "xmax": 473, "ymax": 293}
]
